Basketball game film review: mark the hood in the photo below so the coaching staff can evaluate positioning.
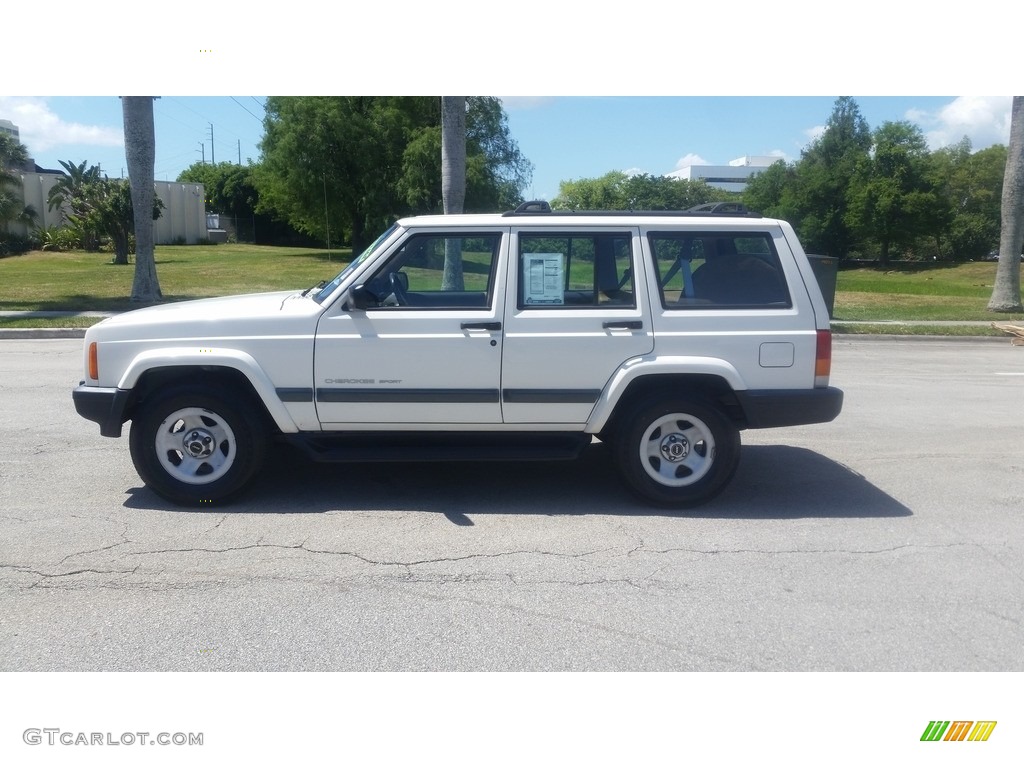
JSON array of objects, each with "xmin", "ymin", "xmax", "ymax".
[{"xmin": 88, "ymin": 290, "xmax": 322, "ymax": 340}]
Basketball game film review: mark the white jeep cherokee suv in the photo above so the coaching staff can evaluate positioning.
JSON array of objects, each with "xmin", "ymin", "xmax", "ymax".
[{"xmin": 73, "ymin": 202, "xmax": 842, "ymax": 507}]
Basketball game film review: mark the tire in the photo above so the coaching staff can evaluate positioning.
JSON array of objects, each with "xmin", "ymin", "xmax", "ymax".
[
  {"xmin": 129, "ymin": 386, "xmax": 268, "ymax": 506},
  {"xmin": 614, "ymin": 396, "xmax": 740, "ymax": 507}
]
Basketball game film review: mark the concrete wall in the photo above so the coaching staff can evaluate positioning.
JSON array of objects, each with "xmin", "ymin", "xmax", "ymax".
[
  {"xmin": 10, "ymin": 173, "xmax": 207, "ymax": 245},
  {"xmin": 153, "ymin": 180, "xmax": 207, "ymax": 244}
]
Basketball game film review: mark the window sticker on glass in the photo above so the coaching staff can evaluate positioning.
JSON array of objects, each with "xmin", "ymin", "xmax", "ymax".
[{"xmin": 523, "ymin": 253, "xmax": 564, "ymax": 305}]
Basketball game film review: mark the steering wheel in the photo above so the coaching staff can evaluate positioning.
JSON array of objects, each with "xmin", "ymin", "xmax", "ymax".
[{"xmin": 388, "ymin": 273, "xmax": 409, "ymax": 306}]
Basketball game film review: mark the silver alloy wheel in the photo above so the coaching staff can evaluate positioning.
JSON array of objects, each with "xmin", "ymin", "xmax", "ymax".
[
  {"xmin": 639, "ymin": 412, "xmax": 715, "ymax": 487},
  {"xmin": 154, "ymin": 407, "xmax": 237, "ymax": 485}
]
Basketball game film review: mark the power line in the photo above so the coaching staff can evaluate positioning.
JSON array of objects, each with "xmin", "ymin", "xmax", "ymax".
[{"xmin": 231, "ymin": 96, "xmax": 262, "ymax": 122}]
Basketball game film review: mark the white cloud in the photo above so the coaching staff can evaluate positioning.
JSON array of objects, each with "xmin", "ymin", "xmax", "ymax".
[
  {"xmin": 622, "ymin": 167, "xmax": 645, "ymax": 177},
  {"xmin": 804, "ymin": 124, "xmax": 826, "ymax": 145},
  {"xmin": 673, "ymin": 152, "xmax": 708, "ymax": 169},
  {"xmin": 908, "ymin": 96, "xmax": 1012, "ymax": 150},
  {"xmin": 0, "ymin": 97, "xmax": 122, "ymax": 153}
]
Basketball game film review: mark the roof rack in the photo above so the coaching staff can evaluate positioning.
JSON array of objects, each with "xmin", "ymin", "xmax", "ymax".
[
  {"xmin": 502, "ymin": 200, "xmax": 761, "ymax": 218},
  {"xmin": 506, "ymin": 200, "xmax": 552, "ymax": 215}
]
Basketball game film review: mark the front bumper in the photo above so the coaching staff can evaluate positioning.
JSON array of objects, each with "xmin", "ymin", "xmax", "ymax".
[
  {"xmin": 735, "ymin": 387, "xmax": 844, "ymax": 429},
  {"xmin": 73, "ymin": 383, "xmax": 131, "ymax": 437}
]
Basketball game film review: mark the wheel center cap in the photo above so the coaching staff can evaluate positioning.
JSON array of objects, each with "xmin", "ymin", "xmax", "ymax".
[
  {"xmin": 660, "ymin": 433, "xmax": 689, "ymax": 462},
  {"xmin": 183, "ymin": 429, "xmax": 216, "ymax": 459}
]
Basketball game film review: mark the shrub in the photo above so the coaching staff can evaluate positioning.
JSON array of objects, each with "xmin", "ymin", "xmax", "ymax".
[
  {"xmin": 33, "ymin": 225, "xmax": 82, "ymax": 252},
  {"xmin": 0, "ymin": 232, "xmax": 34, "ymax": 257}
]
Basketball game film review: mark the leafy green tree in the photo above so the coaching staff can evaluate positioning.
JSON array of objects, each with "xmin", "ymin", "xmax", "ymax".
[
  {"xmin": 0, "ymin": 134, "xmax": 37, "ymax": 240},
  {"xmin": 256, "ymin": 96, "xmax": 532, "ymax": 252},
  {"xmin": 178, "ymin": 162, "xmax": 248, "ymax": 215},
  {"xmin": 176, "ymin": 161, "xmax": 309, "ymax": 245},
  {"xmin": 988, "ymin": 95, "xmax": 1023, "ymax": 312},
  {"xmin": 845, "ymin": 121, "xmax": 947, "ymax": 266},
  {"xmin": 930, "ymin": 139, "xmax": 1006, "ymax": 260},
  {"xmin": 553, "ymin": 171, "xmax": 727, "ymax": 210},
  {"xmin": 792, "ymin": 97, "xmax": 872, "ymax": 259},
  {"xmin": 122, "ymin": 96, "xmax": 161, "ymax": 302},
  {"xmin": 47, "ymin": 161, "xmax": 163, "ymax": 265},
  {"xmin": 743, "ymin": 161, "xmax": 801, "ymax": 222},
  {"xmin": 553, "ymin": 171, "xmax": 629, "ymax": 209}
]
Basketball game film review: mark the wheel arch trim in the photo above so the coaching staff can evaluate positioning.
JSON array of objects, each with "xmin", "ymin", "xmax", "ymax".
[
  {"xmin": 118, "ymin": 348, "xmax": 299, "ymax": 433},
  {"xmin": 586, "ymin": 356, "xmax": 746, "ymax": 433}
]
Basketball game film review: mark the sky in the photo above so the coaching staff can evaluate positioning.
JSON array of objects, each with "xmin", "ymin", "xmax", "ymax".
[
  {"xmin": 5, "ymin": 0, "xmax": 1018, "ymax": 206},
  {"xmin": 1, "ymin": 95, "xmax": 1014, "ymax": 203}
]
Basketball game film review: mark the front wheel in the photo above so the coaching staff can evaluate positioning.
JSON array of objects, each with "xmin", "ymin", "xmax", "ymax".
[
  {"xmin": 615, "ymin": 396, "xmax": 740, "ymax": 507},
  {"xmin": 129, "ymin": 387, "xmax": 267, "ymax": 506}
]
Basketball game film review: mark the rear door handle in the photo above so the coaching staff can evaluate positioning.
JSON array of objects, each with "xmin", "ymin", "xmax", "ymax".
[
  {"xmin": 603, "ymin": 321, "xmax": 643, "ymax": 330},
  {"xmin": 461, "ymin": 322, "xmax": 502, "ymax": 331}
]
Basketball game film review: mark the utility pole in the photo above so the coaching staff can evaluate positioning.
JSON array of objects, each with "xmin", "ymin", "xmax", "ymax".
[
  {"xmin": 208, "ymin": 123, "xmax": 215, "ymax": 165},
  {"xmin": 238, "ymin": 139, "xmax": 241, "ymax": 165},
  {"xmin": 197, "ymin": 143, "xmax": 205, "ymax": 165}
]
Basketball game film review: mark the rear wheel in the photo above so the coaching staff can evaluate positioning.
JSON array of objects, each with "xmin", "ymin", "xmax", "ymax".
[
  {"xmin": 615, "ymin": 396, "xmax": 739, "ymax": 507},
  {"xmin": 129, "ymin": 386, "xmax": 267, "ymax": 506}
]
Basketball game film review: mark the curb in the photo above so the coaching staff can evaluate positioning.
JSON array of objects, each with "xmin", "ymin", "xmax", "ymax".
[
  {"xmin": 0, "ymin": 328, "xmax": 91, "ymax": 339},
  {"xmin": 832, "ymin": 333, "xmax": 1012, "ymax": 344}
]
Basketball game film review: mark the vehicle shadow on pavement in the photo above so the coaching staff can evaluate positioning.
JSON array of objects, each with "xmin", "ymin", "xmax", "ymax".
[{"xmin": 124, "ymin": 442, "xmax": 910, "ymax": 520}]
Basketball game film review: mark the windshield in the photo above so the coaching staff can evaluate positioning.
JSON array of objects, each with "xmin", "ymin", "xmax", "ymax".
[{"xmin": 312, "ymin": 222, "xmax": 401, "ymax": 304}]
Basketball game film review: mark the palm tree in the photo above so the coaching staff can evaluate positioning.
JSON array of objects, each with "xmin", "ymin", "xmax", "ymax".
[
  {"xmin": 0, "ymin": 134, "xmax": 37, "ymax": 235},
  {"xmin": 46, "ymin": 159, "xmax": 104, "ymax": 250},
  {"xmin": 440, "ymin": 96, "xmax": 466, "ymax": 290},
  {"xmin": 121, "ymin": 96, "xmax": 162, "ymax": 302},
  {"xmin": 988, "ymin": 96, "xmax": 1023, "ymax": 312}
]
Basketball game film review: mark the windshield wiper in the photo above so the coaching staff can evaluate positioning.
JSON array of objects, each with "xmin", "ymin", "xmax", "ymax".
[{"xmin": 301, "ymin": 280, "xmax": 327, "ymax": 298}]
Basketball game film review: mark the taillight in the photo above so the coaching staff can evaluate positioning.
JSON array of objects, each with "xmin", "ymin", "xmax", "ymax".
[
  {"xmin": 88, "ymin": 342, "xmax": 99, "ymax": 380},
  {"xmin": 815, "ymin": 330, "xmax": 831, "ymax": 387}
]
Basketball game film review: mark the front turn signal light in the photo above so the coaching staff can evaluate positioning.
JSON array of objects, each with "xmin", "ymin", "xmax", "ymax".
[{"xmin": 88, "ymin": 342, "xmax": 99, "ymax": 380}]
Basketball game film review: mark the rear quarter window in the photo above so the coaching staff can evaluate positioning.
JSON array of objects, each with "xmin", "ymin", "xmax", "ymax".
[{"xmin": 648, "ymin": 231, "xmax": 791, "ymax": 309}]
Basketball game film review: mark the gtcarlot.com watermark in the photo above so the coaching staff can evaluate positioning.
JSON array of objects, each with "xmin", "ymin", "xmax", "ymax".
[{"xmin": 23, "ymin": 728, "xmax": 203, "ymax": 747}]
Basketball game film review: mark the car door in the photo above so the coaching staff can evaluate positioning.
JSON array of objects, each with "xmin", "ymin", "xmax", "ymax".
[
  {"xmin": 313, "ymin": 229, "xmax": 508, "ymax": 427},
  {"xmin": 500, "ymin": 227, "xmax": 654, "ymax": 424}
]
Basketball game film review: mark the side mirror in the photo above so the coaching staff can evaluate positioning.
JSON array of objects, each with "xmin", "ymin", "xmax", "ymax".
[{"xmin": 349, "ymin": 284, "xmax": 378, "ymax": 310}]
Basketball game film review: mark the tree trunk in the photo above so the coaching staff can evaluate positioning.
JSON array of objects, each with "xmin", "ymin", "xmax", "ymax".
[
  {"xmin": 122, "ymin": 96, "xmax": 162, "ymax": 302},
  {"xmin": 988, "ymin": 96, "xmax": 1023, "ymax": 312},
  {"xmin": 112, "ymin": 228, "xmax": 130, "ymax": 265},
  {"xmin": 441, "ymin": 96, "xmax": 466, "ymax": 291}
]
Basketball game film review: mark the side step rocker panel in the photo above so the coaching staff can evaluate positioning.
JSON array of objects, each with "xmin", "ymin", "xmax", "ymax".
[{"xmin": 281, "ymin": 432, "xmax": 592, "ymax": 463}]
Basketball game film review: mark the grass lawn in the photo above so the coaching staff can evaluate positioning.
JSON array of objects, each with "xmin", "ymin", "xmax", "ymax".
[
  {"xmin": 834, "ymin": 262, "xmax": 1024, "ymax": 322},
  {"xmin": 0, "ymin": 244, "xmax": 351, "ymax": 312}
]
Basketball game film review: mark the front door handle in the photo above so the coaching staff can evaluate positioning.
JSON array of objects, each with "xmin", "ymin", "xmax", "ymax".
[
  {"xmin": 603, "ymin": 320, "xmax": 643, "ymax": 330},
  {"xmin": 461, "ymin": 321, "xmax": 502, "ymax": 331}
]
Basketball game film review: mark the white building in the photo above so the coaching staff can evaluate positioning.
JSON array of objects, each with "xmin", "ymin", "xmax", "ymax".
[
  {"xmin": 667, "ymin": 155, "xmax": 780, "ymax": 194},
  {"xmin": 3, "ymin": 119, "xmax": 209, "ymax": 244},
  {"xmin": 0, "ymin": 118, "xmax": 20, "ymax": 141}
]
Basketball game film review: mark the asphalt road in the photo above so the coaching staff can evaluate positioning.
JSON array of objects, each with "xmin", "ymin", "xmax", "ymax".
[{"xmin": 1, "ymin": 337, "xmax": 1022, "ymax": 671}]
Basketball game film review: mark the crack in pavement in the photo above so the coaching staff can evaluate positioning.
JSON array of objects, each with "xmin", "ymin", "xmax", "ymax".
[{"xmin": 118, "ymin": 542, "xmax": 619, "ymax": 569}]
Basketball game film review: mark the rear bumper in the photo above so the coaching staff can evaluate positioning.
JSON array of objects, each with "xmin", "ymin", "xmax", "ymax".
[
  {"xmin": 735, "ymin": 387, "xmax": 843, "ymax": 429},
  {"xmin": 73, "ymin": 384, "xmax": 131, "ymax": 437}
]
